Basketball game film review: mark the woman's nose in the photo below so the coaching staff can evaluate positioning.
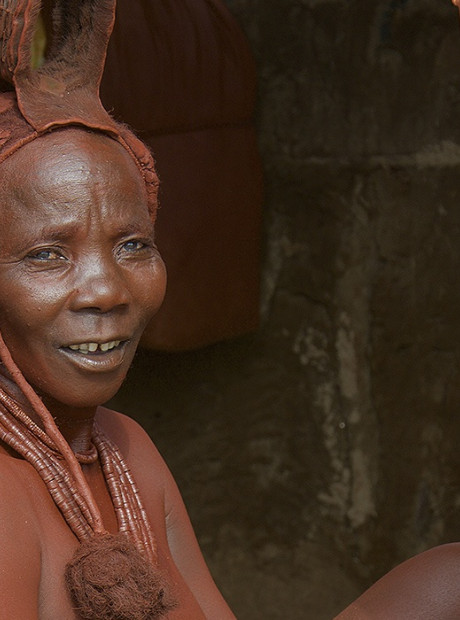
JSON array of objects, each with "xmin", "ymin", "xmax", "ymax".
[{"xmin": 69, "ymin": 257, "xmax": 130, "ymax": 313}]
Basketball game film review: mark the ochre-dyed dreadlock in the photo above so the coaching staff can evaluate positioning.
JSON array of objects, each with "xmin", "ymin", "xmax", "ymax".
[{"xmin": 0, "ymin": 1, "xmax": 175, "ymax": 618}]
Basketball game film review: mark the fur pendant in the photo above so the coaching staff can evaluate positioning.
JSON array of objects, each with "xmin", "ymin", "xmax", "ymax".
[{"xmin": 65, "ymin": 534, "xmax": 177, "ymax": 620}]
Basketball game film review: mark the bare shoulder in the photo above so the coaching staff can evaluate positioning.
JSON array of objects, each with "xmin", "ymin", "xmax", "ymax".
[
  {"xmin": 97, "ymin": 407, "xmax": 162, "ymax": 453},
  {"xmin": 96, "ymin": 406, "xmax": 172, "ymax": 485},
  {"xmin": 335, "ymin": 543, "xmax": 460, "ymax": 620}
]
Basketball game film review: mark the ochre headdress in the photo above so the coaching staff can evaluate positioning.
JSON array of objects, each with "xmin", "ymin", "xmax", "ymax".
[{"xmin": 0, "ymin": 0, "xmax": 159, "ymax": 216}]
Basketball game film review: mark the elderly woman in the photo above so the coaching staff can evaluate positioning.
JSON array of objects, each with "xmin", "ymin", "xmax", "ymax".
[{"xmin": 0, "ymin": 1, "xmax": 235, "ymax": 618}]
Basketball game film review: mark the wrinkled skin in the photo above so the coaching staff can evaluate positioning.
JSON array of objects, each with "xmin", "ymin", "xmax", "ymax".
[
  {"xmin": 0, "ymin": 129, "xmax": 236, "ymax": 619},
  {"xmin": 0, "ymin": 129, "xmax": 165, "ymax": 416}
]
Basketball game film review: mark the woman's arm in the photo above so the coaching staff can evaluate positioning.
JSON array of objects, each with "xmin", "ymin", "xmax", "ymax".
[
  {"xmin": 335, "ymin": 544, "xmax": 460, "ymax": 620},
  {"xmin": 0, "ymin": 459, "xmax": 41, "ymax": 619},
  {"xmin": 164, "ymin": 465, "xmax": 237, "ymax": 619},
  {"xmin": 99, "ymin": 408, "xmax": 236, "ymax": 619}
]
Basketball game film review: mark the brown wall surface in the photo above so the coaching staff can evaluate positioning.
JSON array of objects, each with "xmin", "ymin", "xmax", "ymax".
[{"xmin": 111, "ymin": 1, "xmax": 460, "ymax": 618}]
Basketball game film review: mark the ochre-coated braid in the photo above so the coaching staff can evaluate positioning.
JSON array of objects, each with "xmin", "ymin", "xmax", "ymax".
[
  {"xmin": 0, "ymin": 329, "xmax": 105, "ymax": 536},
  {"xmin": 0, "ymin": 386, "xmax": 96, "ymax": 539}
]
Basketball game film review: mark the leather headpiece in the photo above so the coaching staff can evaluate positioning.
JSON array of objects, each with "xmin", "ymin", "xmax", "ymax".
[{"xmin": 0, "ymin": 0, "xmax": 159, "ymax": 217}]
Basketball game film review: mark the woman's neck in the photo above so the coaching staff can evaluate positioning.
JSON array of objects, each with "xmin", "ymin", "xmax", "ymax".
[
  {"xmin": 0, "ymin": 366, "xmax": 98, "ymax": 454},
  {"xmin": 42, "ymin": 398, "xmax": 97, "ymax": 455}
]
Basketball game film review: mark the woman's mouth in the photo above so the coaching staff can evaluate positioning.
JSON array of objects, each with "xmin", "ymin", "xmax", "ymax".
[
  {"xmin": 67, "ymin": 340, "xmax": 122, "ymax": 354},
  {"xmin": 59, "ymin": 339, "xmax": 131, "ymax": 372}
]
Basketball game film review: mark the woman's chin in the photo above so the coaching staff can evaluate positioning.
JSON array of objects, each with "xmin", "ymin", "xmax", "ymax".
[{"xmin": 37, "ymin": 373, "xmax": 129, "ymax": 415}]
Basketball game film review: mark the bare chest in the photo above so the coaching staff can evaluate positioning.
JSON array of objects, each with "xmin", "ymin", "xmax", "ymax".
[{"xmin": 9, "ymin": 482, "xmax": 203, "ymax": 619}]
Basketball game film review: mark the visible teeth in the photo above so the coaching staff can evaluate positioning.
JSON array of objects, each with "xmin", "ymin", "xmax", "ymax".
[
  {"xmin": 68, "ymin": 340, "xmax": 121, "ymax": 353},
  {"xmin": 100, "ymin": 341, "xmax": 118, "ymax": 352}
]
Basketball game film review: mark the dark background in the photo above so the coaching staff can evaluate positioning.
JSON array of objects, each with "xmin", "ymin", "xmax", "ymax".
[{"xmin": 112, "ymin": 1, "xmax": 460, "ymax": 617}]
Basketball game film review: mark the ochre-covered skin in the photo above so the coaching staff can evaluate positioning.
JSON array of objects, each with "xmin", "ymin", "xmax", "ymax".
[
  {"xmin": 334, "ymin": 544, "xmax": 460, "ymax": 620},
  {"xmin": 0, "ymin": 129, "xmax": 235, "ymax": 619}
]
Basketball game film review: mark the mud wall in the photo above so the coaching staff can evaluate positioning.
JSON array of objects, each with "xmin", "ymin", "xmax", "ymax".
[{"xmin": 112, "ymin": 1, "xmax": 460, "ymax": 618}]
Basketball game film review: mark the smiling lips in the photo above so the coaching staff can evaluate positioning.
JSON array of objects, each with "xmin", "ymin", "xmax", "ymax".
[
  {"xmin": 60, "ymin": 339, "xmax": 130, "ymax": 373},
  {"xmin": 67, "ymin": 340, "xmax": 122, "ymax": 354}
]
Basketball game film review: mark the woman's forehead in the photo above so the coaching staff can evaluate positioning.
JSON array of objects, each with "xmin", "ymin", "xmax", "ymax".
[
  {"xmin": 4, "ymin": 127, "xmax": 140, "ymax": 171},
  {"xmin": 1, "ymin": 128, "xmax": 146, "ymax": 201},
  {"xmin": 0, "ymin": 129, "xmax": 153, "ymax": 244}
]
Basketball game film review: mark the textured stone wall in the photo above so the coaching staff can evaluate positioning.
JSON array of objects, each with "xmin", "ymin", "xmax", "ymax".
[{"xmin": 112, "ymin": 1, "xmax": 460, "ymax": 618}]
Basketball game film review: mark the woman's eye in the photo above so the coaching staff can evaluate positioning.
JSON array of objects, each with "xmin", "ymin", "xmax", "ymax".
[
  {"xmin": 123, "ymin": 240, "xmax": 145, "ymax": 252},
  {"xmin": 119, "ymin": 239, "xmax": 153, "ymax": 256},
  {"xmin": 27, "ymin": 248, "xmax": 65, "ymax": 261}
]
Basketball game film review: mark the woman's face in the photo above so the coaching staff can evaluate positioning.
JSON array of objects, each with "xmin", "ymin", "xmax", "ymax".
[{"xmin": 0, "ymin": 129, "xmax": 166, "ymax": 409}]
